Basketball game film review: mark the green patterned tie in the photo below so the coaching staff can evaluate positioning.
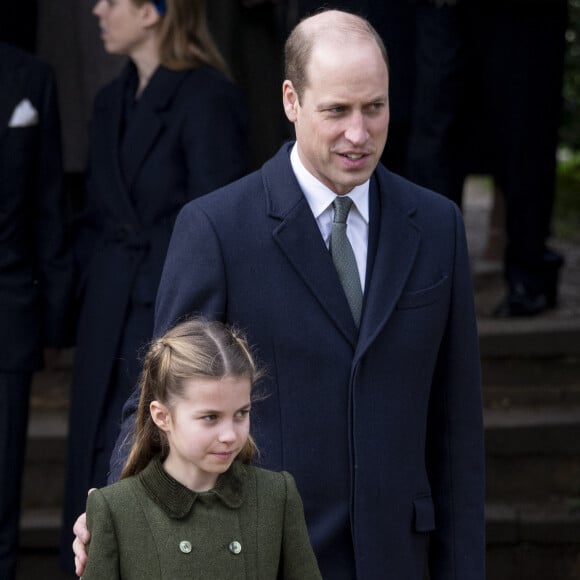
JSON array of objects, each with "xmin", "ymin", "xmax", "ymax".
[{"xmin": 330, "ymin": 196, "xmax": 363, "ymax": 327}]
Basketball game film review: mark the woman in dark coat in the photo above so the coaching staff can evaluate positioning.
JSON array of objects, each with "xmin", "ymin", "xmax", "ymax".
[{"xmin": 61, "ymin": 0, "xmax": 248, "ymax": 569}]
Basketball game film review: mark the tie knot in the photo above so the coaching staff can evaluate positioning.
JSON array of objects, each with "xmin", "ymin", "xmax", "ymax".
[{"xmin": 332, "ymin": 196, "xmax": 353, "ymax": 224}]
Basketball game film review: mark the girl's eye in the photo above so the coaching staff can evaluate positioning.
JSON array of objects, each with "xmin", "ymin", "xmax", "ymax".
[
  {"xmin": 236, "ymin": 409, "xmax": 250, "ymax": 419},
  {"xmin": 201, "ymin": 415, "xmax": 217, "ymax": 422}
]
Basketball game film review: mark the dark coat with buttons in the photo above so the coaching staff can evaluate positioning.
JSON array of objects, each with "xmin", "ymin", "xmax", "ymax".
[
  {"xmin": 83, "ymin": 458, "xmax": 322, "ymax": 579},
  {"xmin": 114, "ymin": 143, "xmax": 485, "ymax": 579},
  {"xmin": 62, "ymin": 61, "xmax": 248, "ymax": 555}
]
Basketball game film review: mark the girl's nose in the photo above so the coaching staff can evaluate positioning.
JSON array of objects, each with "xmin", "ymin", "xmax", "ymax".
[{"xmin": 218, "ymin": 423, "xmax": 237, "ymax": 443}]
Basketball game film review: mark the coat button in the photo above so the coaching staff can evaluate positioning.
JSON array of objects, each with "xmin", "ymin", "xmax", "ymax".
[
  {"xmin": 179, "ymin": 540, "xmax": 192, "ymax": 554},
  {"xmin": 228, "ymin": 541, "xmax": 242, "ymax": 555}
]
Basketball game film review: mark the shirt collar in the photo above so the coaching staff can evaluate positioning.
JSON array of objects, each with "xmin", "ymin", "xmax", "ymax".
[{"xmin": 290, "ymin": 143, "xmax": 369, "ymax": 223}]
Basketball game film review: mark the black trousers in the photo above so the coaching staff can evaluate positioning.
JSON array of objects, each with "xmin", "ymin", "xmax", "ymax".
[
  {"xmin": 466, "ymin": 0, "xmax": 568, "ymax": 294},
  {"xmin": 0, "ymin": 371, "xmax": 32, "ymax": 580},
  {"xmin": 406, "ymin": 2, "xmax": 467, "ymax": 207}
]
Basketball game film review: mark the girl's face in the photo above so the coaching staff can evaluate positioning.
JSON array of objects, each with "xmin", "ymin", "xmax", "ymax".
[
  {"xmin": 151, "ymin": 376, "xmax": 252, "ymax": 492},
  {"xmin": 92, "ymin": 0, "xmax": 155, "ymax": 56}
]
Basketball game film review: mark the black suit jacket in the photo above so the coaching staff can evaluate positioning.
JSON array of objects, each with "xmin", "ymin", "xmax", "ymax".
[{"xmin": 0, "ymin": 42, "xmax": 72, "ymax": 372}]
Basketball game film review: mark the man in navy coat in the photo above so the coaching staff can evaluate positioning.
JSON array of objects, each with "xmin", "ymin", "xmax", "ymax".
[
  {"xmin": 75, "ymin": 9, "xmax": 484, "ymax": 580},
  {"xmin": 0, "ymin": 42, "xmax": 72, "ymax": 579}
]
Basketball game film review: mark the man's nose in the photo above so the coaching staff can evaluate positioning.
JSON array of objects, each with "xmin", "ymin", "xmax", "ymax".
[{"xmin": 344, "ymin": 113, "xmax": 369, "ymax": 145}]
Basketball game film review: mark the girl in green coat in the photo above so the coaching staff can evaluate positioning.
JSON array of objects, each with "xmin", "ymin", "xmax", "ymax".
[{"xmin": 82, "ymin": 319, "xmax": 322, "ymax": 579}]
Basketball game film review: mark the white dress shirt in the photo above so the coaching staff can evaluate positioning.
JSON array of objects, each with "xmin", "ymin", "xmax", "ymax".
[{"xmin": 290, "ymin": 144, "xmax": 369, "ymax": 291}]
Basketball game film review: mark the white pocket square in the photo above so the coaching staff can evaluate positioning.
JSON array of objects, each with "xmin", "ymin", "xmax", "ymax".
[{"xmin": 8, "ymin": 98, "xmax": 39, "ymax": 128}]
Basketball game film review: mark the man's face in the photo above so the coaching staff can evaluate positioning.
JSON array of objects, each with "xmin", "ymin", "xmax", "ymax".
[{"xmin": 283, "ymin": 37, "xmax": 389, "ymax": 195}]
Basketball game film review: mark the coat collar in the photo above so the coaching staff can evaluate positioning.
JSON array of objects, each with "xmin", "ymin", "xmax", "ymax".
[
  {"xmin": 263, "ymin": 143, "xmax": 421, "ymax": 352},
  {"xmin": 138, "ymin": 457, "xmax": 246, "ymax": 519},
  {"xmin": 102, "ymin": 63, "xmax": 191, "ymax": 213}
]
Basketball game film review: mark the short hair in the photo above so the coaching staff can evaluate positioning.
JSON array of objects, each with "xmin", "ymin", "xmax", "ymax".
[
  {"xmin": 120, "ymin": 318, "xmax": 261, "ymax": 478},
  {"xmin": 284, "ymin": 9, "xmax": 389, "ymax": 102}
]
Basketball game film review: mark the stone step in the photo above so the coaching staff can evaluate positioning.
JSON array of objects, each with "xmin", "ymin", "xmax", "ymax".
[
  {"xmin": 485, "ymin": 407, "xmax": 580, "ymax": 502},
  {"xmin": 482, "ymin": 356, "xmax": 580, "ymax": 409},
  {"xmin": 478, "ymin": 317, "xmax": 580, "ymax": 359},
  {"xmin": 16, "ymin": 547, "xmax": 71, "ymax": 580},
  {"xmin": 20, "ymin": 508, "xmax": 61, "ymax": 550},
  {"xmin": 486, "ymin": 501, "xmax": 580, "ymax": 580},
  {"xmin": 23, "ymin": 410, "xmax": 67, "ymax": 511}
]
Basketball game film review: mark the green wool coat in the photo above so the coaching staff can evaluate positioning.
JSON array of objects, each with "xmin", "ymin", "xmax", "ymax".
[{"xmin": 83, "ymin": 458, "xmax": 322, "ymax": 579}]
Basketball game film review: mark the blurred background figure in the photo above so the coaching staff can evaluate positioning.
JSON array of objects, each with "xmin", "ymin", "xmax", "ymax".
[
  {"xmin": 464, "ymin": 0, "xmax": 569, "ymax": 317},
  {"xmin": 0, "ymin": 42, "xmax": 73, "ymax": 580},
  {"xmin": 60, "ymin": 0, "xmax": 248, "ymax": 571},
  {"xmin": 405, "ymin": 0, "xmax": 467, "ymax": 207}
]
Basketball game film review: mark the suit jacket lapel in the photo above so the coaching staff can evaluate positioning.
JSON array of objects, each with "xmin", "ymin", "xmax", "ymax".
[
  {"xmin": 121, "ymin": 66, "xmax": 188, "ymax": 192},
  {"xmin": 355, "ymin": 168, "xmax": 421, "ymax": 363},
  {"xmin": 266, "ymin": 145, "xmax": 359, "ymax": 348}
]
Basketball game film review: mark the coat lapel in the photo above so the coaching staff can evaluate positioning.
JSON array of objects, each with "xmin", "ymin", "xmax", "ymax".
[
  {"xmin": 121, "ymin": 66, "xmax": 188, "ymax": 192},
  {"xmin": 266, "ymin": 145, "xmax": 359, "ymax": 348},
  {"xmin": 355, "ymin": 168, "xmax": 421, "ymax": 363},
  {"xmin": 99, "ymin": 64, "xmax": 139, "ymax": 224}
]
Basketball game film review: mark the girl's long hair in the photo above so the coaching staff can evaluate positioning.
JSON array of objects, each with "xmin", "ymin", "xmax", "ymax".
[{"xmin": 120, "ymin": 318, "xmax": 261, "ymax": 479}]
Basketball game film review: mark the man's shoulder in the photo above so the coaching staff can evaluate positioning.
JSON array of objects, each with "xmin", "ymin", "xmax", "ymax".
[{"xmin": 0, "ymin": 43, "xmax": 53, "ymax": 82}]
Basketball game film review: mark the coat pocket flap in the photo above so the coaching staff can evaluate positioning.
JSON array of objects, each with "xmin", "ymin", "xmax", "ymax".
[{"xmin": 413, "ymin": 495, "xmax": 436, "ymax": 532}]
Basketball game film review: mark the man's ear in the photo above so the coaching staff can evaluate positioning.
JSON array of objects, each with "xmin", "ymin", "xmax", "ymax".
[
  {"xmin": 282, "ymin": 80, "xmax": 299, "ymax": 123},
  {"xmin": 150, "ymin": 401, "xmax": 171, "ymax": 432}
]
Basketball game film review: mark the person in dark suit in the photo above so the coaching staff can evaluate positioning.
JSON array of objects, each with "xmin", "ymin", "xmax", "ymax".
[
  {"xmin": 0, "ymin": 42, "xmax": 73, "ymax": 580},
  {"xmin": 464, "ymin": 0, "xmax": 568, "ymax": 317},
  {"xmin": 61, "ymin": 0, "xmax": 248, "ymax": 570},
  {"xmin": 73, "ymin": 10, "xmax": 484, "ymax": 579}
]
